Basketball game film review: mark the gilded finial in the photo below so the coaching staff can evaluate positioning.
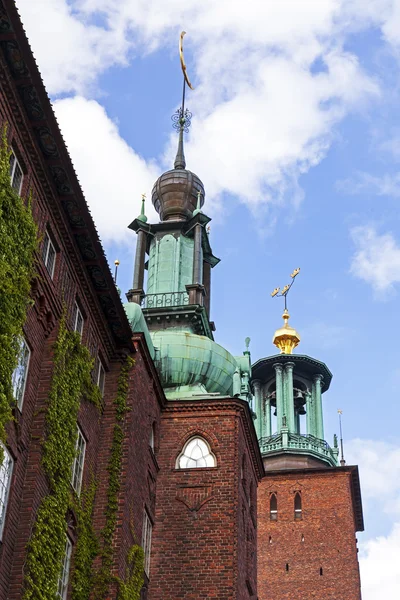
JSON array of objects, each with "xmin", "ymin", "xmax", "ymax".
[
  {"xmin": 114, "ymin": 259, "xmax": 120, "ymax": 284},
  {"xmin": 271, "ymin": 268, "xmax": 301, "ymax": 354},
  {"xmin": 172, "ymin": 31, "xmax": 194, "ymax": 169}
]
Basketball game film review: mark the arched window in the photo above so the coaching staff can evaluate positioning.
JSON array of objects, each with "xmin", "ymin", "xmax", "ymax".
[
  {"xmin": 177, "ymin": 437, "xmax": 216, "ymax": 469},
  {"xmin": 294, "ymin": 492, "xmax": 302, "ymax": 520},
  {"xmin": 270, "ymin": 493, "xmax": 278, "ymax": 521}
]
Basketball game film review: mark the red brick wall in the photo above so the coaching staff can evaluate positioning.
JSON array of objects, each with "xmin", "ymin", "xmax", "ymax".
[
  {"xmin": 148, "ymin": 398, "xmax": 260, "ymax": 600},
  {"xmin": 258, "ymin": 468, "xmax": 362, "ymax": 600}
]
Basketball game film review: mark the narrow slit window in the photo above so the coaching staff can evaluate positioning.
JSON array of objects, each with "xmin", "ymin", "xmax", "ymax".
[
  {"xmin": 96, "ymin": 359, "xmax": 105, "ymax": 397},
  {"xmin": 142, "ymin": 510, "xmax": 153, "ymax": 577},
  {"xmin": 320, "ymin": 567, "xmax": 323, "ymax": 576},
  {"xmin": 57, "ymin": 536, "xmax": 72, "ymax": 599},
  {"xmin": 286, "ymin": 563, "xmax": 289, "ymax": 572},
  {"xmin": 0, "ymin": 444, "xmax": 14, "ymax": 540},
  {"xmin": 71, "ymin": 427, "xmax": 86, "ymax": 495},
  {"xmin": 270, "ymin": 493, "xmax": 278, "ymax": 521},
  {"xmin": 294, "ymin": 492, "xmax": 302, "ymax": 520},
  {"xmin": 9, "ymin": 151, "xmax": 23, "ymax": 194},
  {"xmin": 42, "ymin": 230, "xmax": 56, "ymax": 279},
  {"xmin": 72, "ymin": 301, "xmax": 84, "ymax": 337},
  {"xmin": 12, "ymin": 337, "xmax": 30, "ymax": 411},
  {"xmin": 149, "ymin": 422, "xmax": 155, "ymax": 451}
]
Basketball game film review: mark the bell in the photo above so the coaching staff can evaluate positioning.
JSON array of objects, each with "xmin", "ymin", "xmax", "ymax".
[
  {"xmin": 273, "ymin": 408, "xmax": 277, "ymax": 416},
  {"xmin": 297, "ymin": 406, "xmax": 306, "ymax": 415}
]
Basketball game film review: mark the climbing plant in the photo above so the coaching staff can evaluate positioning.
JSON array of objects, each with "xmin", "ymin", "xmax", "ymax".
[
  {"xmin": 71, "ymin": 479, "xmax": 99, "ymax": 600},
  {"xmin": 0, "ymin": 124, "xmax": 37, "ymax": 461},
  {"xmin": 23, "ymin": 316, "xmax": 101, "ymax": 600},
  {"xmin": 93, "ymin": 356, "xmax": 144, "ymax": 599}
]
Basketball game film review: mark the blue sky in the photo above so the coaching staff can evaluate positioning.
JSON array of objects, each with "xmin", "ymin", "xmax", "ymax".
[{"xmin": 18, "ymin": 1, "xmax": 400, "ymax": 596}]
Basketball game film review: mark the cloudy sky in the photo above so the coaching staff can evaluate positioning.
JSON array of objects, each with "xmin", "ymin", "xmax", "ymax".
[{"xmin": 17, "ymin": 0, "xmax": 400, "ymax": 596}]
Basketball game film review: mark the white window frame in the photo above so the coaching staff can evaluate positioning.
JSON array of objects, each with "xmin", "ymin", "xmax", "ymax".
[
  {"xmin": 42, "ymin": 230, "xmax": 56, "ymax": 279},
  {"xmin": 177, "ymin": 436, "xmax": 216, "ymax": 469},
  {"xmin": 71, "ymin": 426, "xmax": 86, "ymax": 496},
  {"xmin": 72, "ymin": 301, "xmax": 84, "ymax": 337},
  {"xmin": 142, "ymin": 510, "xmax": 153, "ymax": 577},
  {"xmin": 12, "ymin": 337, "xmax": 31, "ymax": 411},
  {"xmin": 9, "ymin": 151, "xmax": 23, "ymax": 194},
  {"xmin": 0, "ymin": 444, "xmax": 14, "ymax": 540},
  {"xmin": 96, "ymin": 359, "xmax": 105, "ymax": 397},
  {"xmin": 57, "ymin": 536, "xmax": 72, "ymax": 599}
]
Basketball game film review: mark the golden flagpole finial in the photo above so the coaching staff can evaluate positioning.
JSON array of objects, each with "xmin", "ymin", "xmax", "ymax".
[{"xmin": 271, "ymin": 268, "xmax": 301, "ymax": 354}]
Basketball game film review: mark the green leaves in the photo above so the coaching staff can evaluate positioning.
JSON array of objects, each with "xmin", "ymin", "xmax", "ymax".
[
  {"xmin": 23, "ymin": 317, "xmax": 99, "ymax": 600},
  {"xmin": 0, "ymin": 124, "xmax": 37, "ymax": 461}
]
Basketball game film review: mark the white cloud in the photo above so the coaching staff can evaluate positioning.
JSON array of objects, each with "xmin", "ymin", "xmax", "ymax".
[
  {"xmin": 53, "ymin": 96, "xmax": 159, "ymax": 243},
  {"xmin": 16, "ymin": 0, "xmax": 383, "ymax": 238},
  {"xmin": 338, "ymin": 172, "xmax": 400, "ymax": 197},
  {"xmin": 347, "ymin": 439, "xmax": 400, "ymax": 599},
  {"xmin": 359, "ymin": 523, "xmax": 400, "ymax": 600},
  {"xmin": 350, "ymin": 226, "xmax": 400, "ymax": 293}
]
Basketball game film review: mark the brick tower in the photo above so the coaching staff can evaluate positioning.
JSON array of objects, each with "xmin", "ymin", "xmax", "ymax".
[
  {"xmin": 253, "ymin": 298, "xmax": 364, "ymax": 600},
  {"xmin": 125, "ymin": 93, "xmax": 263, "ymax": 598}
]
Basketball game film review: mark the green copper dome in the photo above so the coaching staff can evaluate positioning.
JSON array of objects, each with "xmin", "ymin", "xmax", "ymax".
[{"xmin": 151, "ymin": 330, "xmax": 237, "ymax": 398}]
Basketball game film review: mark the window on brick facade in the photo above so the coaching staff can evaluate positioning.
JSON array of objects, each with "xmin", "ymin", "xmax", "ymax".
[
  {"xmin": 177, "ymin": 437, "xmax": 216, "ymax": 469},
  {"xmin": 96, "ymin": 359, "xmax": 105, "ymax": 397},
  {"xmin": 149, "ymin": 422, "xmax": 155, "ymax": 451},
  {"xmin": 9, "ymin": 151, "xmax": 23, "ymax": 194},
  {"xmin": 294, "ymin": 492, "xmax": 302, "ymax": 520},
  {"xmin": 72, "ymin": 301, "xmax": 84, "ymax": 336},
  {"xmin": 142, "ymin": 510, "xmax": 153, "ymax": 577},
  {"xmin": 12, "ymin": 336, "xmax": 30, "ymax": 411},
  {"xmin": 71, "ymin": 427, "xmax": 86, "ymax": 495},
  {"xmin": 42, "ymin": 230, "xmax": 56, "ymax": 279},
  {"xmin": 270, "ymin": 493, "xmax": 278, "ymax": 521},
  {"xmin": 0, "ymin": 445, "xmax": 13, "ymax": 540},
  {"xmin": 57, "ymin": 536, "xmax": 72, "ymax": 599}
]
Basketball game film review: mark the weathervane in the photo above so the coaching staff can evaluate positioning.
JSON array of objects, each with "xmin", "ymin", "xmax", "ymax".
[
  {"xmin": 172, "ymin": 31, "xmax": 194, "ymax": 133},
  {"xmin": 271, "ymin": 268, "xmax": 301, "ymax": 311}
]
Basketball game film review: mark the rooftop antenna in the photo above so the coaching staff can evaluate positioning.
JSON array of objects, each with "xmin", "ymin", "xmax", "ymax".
[
  {"xmin": 271, "ymin": 268, "xmax": 301, "ymax": 311},
  {"xmin": 172, "ymin": 31, "xmax": 195, "ymax": 168},
  {"xmin": 114, "ymin": 259, "xmax": 120, "ymax": 285},
  {"xmin": 338, "ymin": 409, "xmax": 346, "ymax": 466}
]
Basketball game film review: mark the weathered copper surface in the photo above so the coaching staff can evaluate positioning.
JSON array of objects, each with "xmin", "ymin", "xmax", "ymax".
[{"xmin": 152, "ymin": 168, "xmax": 205, "ymax": 221}]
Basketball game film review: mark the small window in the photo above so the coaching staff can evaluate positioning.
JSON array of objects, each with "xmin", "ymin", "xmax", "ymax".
[
  {"xmin": 96, "ymin": 359, "xmax": 105, "ymax": 397},
  {"xmin": 294, "ymin": 492, "xmax": 302, "ymax": 520},
  {"xmin": 57, "ymin": 536, "xmax": 72, "ymax": 599},
  {"xmin": 0, "ymin": 445, "xmax": 14, "ymax": 540},
  {"xmin": 9, "ymin": 151, "xmax": 23, "ymax": 194},
  {"xmin": 149, "ymin": 422, "xmax": 155, "ymax": 451},
  {"xmin": 42, "ymin": 230, "xmax": 56, "ymax": 279},
  {"xmin": 270, "ymin": 493, "xmax": 278, "ymax": 521},
  {"xmin": 320, "ymin": 567, "xmax": 323, "ymax": 576},
  {"xmin": 142, "ymin": 510, "xmax": 153, "ymax": 577},
  {"xmin": 12, "ymin": 337, "xmax": 30, "ymax": 411},
  {"xmin": 71, "ymin": 427, "xmax": 86, "ymax": 495},
  {"xmin": 72, "ymin": 301, "xmax": 84, "ymax": 336},
  {"xmin": 177, "ymin": 437, "xmax": 216, "ymax": 469}
]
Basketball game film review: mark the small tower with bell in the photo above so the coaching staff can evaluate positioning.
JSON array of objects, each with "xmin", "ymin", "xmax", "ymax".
[{"xmin": 252, "ymin": 269, "xmax": 339, "ymax": 469}]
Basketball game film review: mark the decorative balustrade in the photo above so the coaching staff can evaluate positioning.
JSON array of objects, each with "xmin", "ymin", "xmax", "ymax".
[
  {"xmin": 141, "ymin": 291, "xmax": 190, "ymax": 309},
  {"xmin": 259, "ymin": 432, "xmax": 337, "ymax": 465}
]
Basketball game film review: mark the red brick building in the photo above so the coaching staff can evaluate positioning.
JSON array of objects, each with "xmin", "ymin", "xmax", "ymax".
[{"xmin": 0, "ymin": 2, "xmax": 363, "ymax": 599}]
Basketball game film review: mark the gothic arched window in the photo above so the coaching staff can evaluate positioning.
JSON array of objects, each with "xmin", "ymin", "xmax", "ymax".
[
  {"xmin": 270, "ymin": 493, "xmax": 278, "ymax": 521},
  {"xmin": 177, "ymin": 437, "xmax": 216, "ymax": 469},
  {"xmin": 294, "ymin": 492, "xmax": 302, "ymax": 520}
]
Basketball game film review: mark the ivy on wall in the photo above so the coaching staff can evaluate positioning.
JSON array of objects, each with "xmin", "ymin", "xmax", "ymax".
[
  {"xmin": 23, "ymin": 316, "xmax": 101, "ymax": 600},
  {"xmin": 0, "ymin": 125, "xmax": 37, "ymax": 461},
  {"xmin": 71, "ymin": 479, "xmax": 99, "ymax": 600},
  {"xmin": 94, "ymin": 356, "xmax": 144, "ymax": 600}
]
